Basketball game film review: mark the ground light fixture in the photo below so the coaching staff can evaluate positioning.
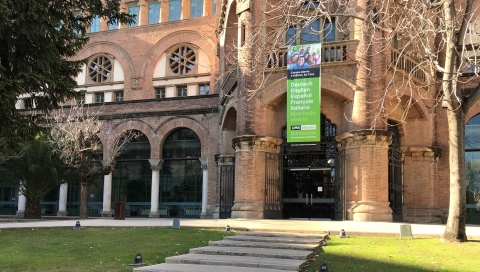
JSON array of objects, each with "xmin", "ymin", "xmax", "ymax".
[
  {"xmin": 128, "ymin": 253, "xmax": 145, "ymax": 266},
  {"xmin": 319, "ymin": 261, "xmax": 328, "ymax": 272},
  {"xmin": 338, "ymin": 229, "xmax": 348, "ymax": 238},
  {"xmin": 73, "ymin": 221, "xmax": 81, "ymax": 230}
]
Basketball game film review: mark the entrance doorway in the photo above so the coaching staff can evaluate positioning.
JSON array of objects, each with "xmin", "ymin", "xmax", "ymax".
[
  {"xmin": 283, "ymin": 168, "xmax": 335, "ymax": 219},
  {"xmin": 281, "ymin": 114, "xmax": 337, "ymax": 220}
]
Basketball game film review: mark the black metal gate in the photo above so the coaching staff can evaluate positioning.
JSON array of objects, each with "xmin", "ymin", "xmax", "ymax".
[
  {"xmin": 264, "ymin": 152, "xmax": 282, "ymax": 219},
  {"xmin": 219, "ymin": 164, "xmax": 235, "ymax": 219},
  {"xmin": 334, "ymin": 148, "xmax": 346, "ymax": 220},
  {"xmin": 281, "ymin": 115, "xmax": 339, "ymax": 220},
  {"xmin": 388, "ymin": 120, "xmax": 403, "ymax": 222}
]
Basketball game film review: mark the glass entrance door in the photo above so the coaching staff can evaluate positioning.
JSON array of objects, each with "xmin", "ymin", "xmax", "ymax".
[{"xmin": 283, "ymin": 168, "xmax": 335, "ymax": 219}]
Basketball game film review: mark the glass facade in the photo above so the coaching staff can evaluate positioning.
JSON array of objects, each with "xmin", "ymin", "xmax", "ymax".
[
  {"xmin": 177, "ymin": 86, "xmax": 188, "ymax": 97},
  {"xmin": 112, "ymin": 132, "xmax": 152, "ymax": 216},
  {"xmin": 156, "ymin": 88, "xmax": 166, "ymax": 99},
  {"xmin": 301, "ymin": 20, "xmax": 320, "ymax": 44},
  {"xmin": 0, "ymin": 129, "xmax": 202, "ymax": 218},
  {"xmin": 199, "ymin": 84, "xmax": 210, "ymax": 95},
  {"xmin": 108, "ymin": 20, "xmax": 118, "ymax": 30},
  {"xmin": 128, "ymin": 6, "xmax": 140, "ymax": 27},
  {"xmin": 160, "ymin": 128, "xmax": 202, "ymax": 217},
  {"xmin": 148, "ymin": 2, "xmax": 160, "ymax": 24},
  {"xmin": 115, "ymin": 91, "xmax": 124, "ymax": 102},
  {"xmin": 466, "ymin": 115, "xmax": 480, "ymax": 224},
  {"xmin": 190, "ymin": 0, "xmax": 203, "ymax": 18},
  {"xmin": 212, "ymin": 0, "xmax": 216, "ymax": 14},
  {"xmin": 287, "ymin": 18, "xmax": 336, "ymax": 46},
  {"xmin": 0, "ymin": 181, "xmax": 16, "ymax": 215},
  {"xmin": 90, "ymin": 16, "xmax": 100, "ymax": 33},
  {"xmin": 169, "ymin": 0, "xmax": 182, "ymax": 21},
  {"xmin": 95, "ymin": 93, "xmax": 104, "ymax": 103}
]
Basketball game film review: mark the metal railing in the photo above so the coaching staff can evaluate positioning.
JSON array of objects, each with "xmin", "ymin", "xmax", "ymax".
[
  {"xmin": 267, "ymin": 40, "xmax": 359, "ymax": 69},
  {"xmin": 389, "ymin": 48, "xmax": 427, "ymax": 82}
]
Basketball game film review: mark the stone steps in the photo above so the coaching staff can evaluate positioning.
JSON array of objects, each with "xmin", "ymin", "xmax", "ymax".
[
  {"xmin": 165, "ymin": 253, "xmax": 306, "ymax": 270},
  {"xmin": 189, "ymin": 246, "xmax": 314, "ymax": 260},
  {"xmin": 209, "ymin": 240, "xmax": 320, "ymax": 251},
  {"xmin": 133, "ymin": 264, "xmax": 290, "ymax": 272},
  {"xmin": 133, "ymin": 231, "xmax": 328, "ymax": 272},
  {"xmin": 224, "ymin": 235, "xmax": 317, "ymax": 244}
]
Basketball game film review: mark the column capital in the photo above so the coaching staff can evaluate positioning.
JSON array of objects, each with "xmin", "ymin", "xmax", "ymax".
[
  {"xmin": 199, "ymin": 157, "xmax": 208, "ymax": 170},
  {"xmin": 149, "ymin": 159, "xmax": 164, "ymax": 171},
  {"xmin": 215, "ymin": 154, "xmax": 235, "ymax": 165},
  {"xmin": 401, "ymin": 146, "xmax": 441, "ymax": 161},
  {"xmin": 232, "ymin": 135, "xmax": 283, "ymax": 153},
  {"xmin": 236, "ymin": 0, "xmax": 251, "ymax": 14},
  {"xmin": 336, "ymin": 130, "xmax": 392, "ymax": 149}
]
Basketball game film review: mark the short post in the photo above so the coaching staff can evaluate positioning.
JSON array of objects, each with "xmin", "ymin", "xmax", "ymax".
[
  {"xmin": 400, "ymin": 224, "xmax": 413, "ymax": 239},
  {"xmin": 73, "ymin": 221, "xmax": 81, "ymax": 230},
  {"xmin": 173, "ymin": 218, "xmax": 180, "ymax": 229}
]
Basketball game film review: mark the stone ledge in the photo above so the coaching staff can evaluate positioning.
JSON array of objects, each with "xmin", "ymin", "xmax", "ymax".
[
  {"xmin": 401, "ymin": 146, "xmax": 441, "ymax": 161},
  {"xmin": 232, "ymin": 135, "xmax": 283, "ymax": 153},
  {"xmin": 336, "ymin": 130, "xmax": 392, "ymax": 148}
]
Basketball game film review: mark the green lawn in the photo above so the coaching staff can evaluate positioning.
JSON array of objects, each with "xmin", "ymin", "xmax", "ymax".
[
  {"xmin": 2, "ymin": 228, "xmax": 480, "ymax": 272},
  {"xmin": 0, "ymin": 227, "xmax": 233, "ymax": 272},
  {"xmin": 304, "ymin": 236, "xmax": 480, "ymax": 272}
]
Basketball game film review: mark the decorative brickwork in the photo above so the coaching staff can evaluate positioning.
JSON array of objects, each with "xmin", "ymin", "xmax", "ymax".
[
  {"xmin": 231, "ymin": 135, "xmax": 282, "ymax": 219},
  {"xmin": 402, "ymin": 146, "xmax": 442, "ymax": 223},
  {"xmin": 337, "ymin": 130, "xmax": 393, "ymax": 222}
]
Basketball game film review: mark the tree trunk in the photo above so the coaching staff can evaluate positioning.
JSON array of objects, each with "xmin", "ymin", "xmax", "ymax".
[
  {"xmin": 443, "ymin": 109, "xmax": 468, "ymax": 241},
  {"xmin": 79, "ymin": 181, "xmax": 90, "ymax": 219},
  {"xmin": 24, "ymin": 199, "xmax": 42, "ymax": 219},
  {"xmin": 441, "ymin": 0, "xmax": 467, "ymax": 242}
]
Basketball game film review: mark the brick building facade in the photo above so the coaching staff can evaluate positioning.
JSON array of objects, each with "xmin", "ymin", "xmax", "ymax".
[{"xmin": 2, "ymin": 0, "xmax": 480, "ymax": 224}]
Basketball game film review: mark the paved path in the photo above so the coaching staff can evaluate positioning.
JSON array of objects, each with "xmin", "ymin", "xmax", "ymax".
[{"xmin": 1, "ymin": 217, "xmax": 480, "ymax": 238}]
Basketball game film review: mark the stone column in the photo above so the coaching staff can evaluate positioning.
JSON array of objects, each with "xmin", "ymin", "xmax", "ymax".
[
  {"xmin": 402, "ymin": 146, "xmax": 442, "ymax": 223},
  {"xmin": 213, "ymin": 154, "xmax": 235, "ymax": 219},
  {"xmin": 199, "ymin": 157, "xmax": 209, "ymax": 218},
  {"xmin": 336, "ymin": 130, "xmax": 393, "ymax": 222},
  {"xmin": 101, "ymin": 172, "xmax": 113, "ymax": 217},
  {"xmin": 16, "ymin": 187, "xmax": 26, "ymax": 218},
  {"xmin": 57, "ymin": 183, "xmax": 68, "ymax": 216},
  {"xmin": 149, "ymin": 159, "xmax": 163, "ymax": 218},
  {"xmin": 231, "ymin": 136, "xmax": 282, "ymax": 219}
]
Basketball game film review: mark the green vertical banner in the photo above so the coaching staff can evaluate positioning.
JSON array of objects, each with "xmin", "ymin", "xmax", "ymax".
[{"xmin": 286, "ymin": 43, "xmax": 321, "ymax": 151}]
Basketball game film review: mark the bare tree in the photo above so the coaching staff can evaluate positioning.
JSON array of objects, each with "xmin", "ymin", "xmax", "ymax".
[
  {"xmin": 48, "ymin": 104, "xmax": 137, "ymax": 219},
  {"xmin": 220, "ymin": 0, "xmax": 480, "ymax": 241}
]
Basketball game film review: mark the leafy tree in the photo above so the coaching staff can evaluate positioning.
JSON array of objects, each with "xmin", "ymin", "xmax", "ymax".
[
  {"xmin": 0, "ymin": 135, "xmax": 78, "ymax": 219},
  {"xmin": 0, "ymin": 0, "xmax": 134, "ymax": 151}
]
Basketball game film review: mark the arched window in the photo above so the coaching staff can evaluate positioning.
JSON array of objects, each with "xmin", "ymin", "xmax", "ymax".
[
  {"xmin": 169, "ymin": 45, "xmax": 196, "ymax": 75},
  {"xmin": 466, "ymin": 115, "xmax": 480, "ymax": 224},
  {"xmin": 87, "ymin": 54, "xmax": 113, "ymax": 83},
  {"xmin": 161, "ymin": 128, "xmax": 202, "ymax": 217},
  {"xmin": 112, "ymin": 131, "xmax": 152, "ymax": 216}
]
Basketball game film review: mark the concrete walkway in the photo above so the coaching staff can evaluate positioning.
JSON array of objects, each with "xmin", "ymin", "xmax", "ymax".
[{"xmin": 1, "ymin": 217, "xmax": 480, "ymax": 238}]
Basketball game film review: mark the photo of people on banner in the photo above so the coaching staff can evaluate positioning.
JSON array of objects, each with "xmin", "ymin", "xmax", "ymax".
[
  {"xmin": 287, "ymin": 44, "xmax": 321, "ymax": 69},
  {"xmin": 286, "ymin": 44, "xmax": 321, "ymax": 80}
]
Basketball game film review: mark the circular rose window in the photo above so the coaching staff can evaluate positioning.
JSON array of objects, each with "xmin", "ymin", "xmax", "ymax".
[
  {"xmin": 169, "ymin": 46, "xmax": 196, "ymax": 75},
  {"xmin": 88, "ymin": 55, "xmax": 112, "ymax": 83}
]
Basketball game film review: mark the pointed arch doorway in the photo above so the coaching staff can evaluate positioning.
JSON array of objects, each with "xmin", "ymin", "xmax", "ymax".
[{"xmin": 282, "ymin": 114, "xmax": 338, "ymax": 220}]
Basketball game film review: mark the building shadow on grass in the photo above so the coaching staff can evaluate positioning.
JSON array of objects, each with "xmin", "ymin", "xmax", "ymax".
[{"xmin": 304, "ymin": 248, "xmax": 437, "ymax": 272}]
